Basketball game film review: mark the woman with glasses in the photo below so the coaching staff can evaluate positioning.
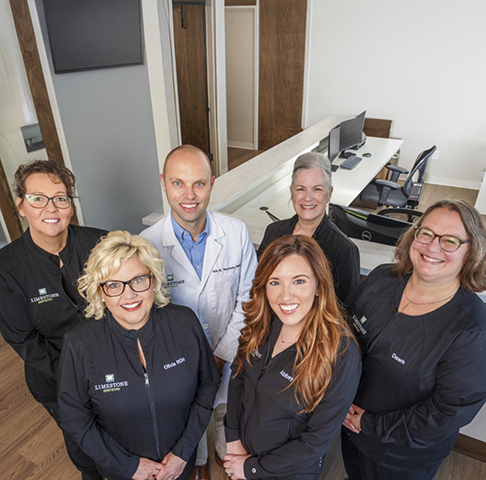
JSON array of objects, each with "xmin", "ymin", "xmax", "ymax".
[
  {"xmin": 57, "ymin": 231, "xmax": 220, "ymax": 480},
  {"xmin": 341, "ymin": 200, "xmax": 486, "ymax": 480},
  {"xmin": 0, "ymin": 160, "xmax": 106, "ymax": 479}
]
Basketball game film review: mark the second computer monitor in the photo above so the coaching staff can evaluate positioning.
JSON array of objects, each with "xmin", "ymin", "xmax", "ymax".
[{"xmin": 327, "ymin": 110, "xmax": 367, "ymax": 163}]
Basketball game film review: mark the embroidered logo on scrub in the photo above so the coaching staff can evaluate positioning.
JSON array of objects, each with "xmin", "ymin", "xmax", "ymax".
[
  {"xmin": 166, "ymin": 274, "xmax": 185, "ymax": 288},
  {"xmin": 251, "ymin": 348, "xmax": 262, "ymax": 359},
  {"xmin": 30, "ymin": 287, "xmax": 60, "ymax": 304},
  {"xmin": 280, "ymin": 370, "xmax": 294, "ymax": 382},
  {"xmin": 352, "ymin": 314, "xmax": 368, "ymax": 335},
  {"xmin": 94, "ymin": 374, "xmax": 128, "ymax": 393},
  {"xmin": 164, "ymin": 357, "xmax": 186, "ymax": 370}
]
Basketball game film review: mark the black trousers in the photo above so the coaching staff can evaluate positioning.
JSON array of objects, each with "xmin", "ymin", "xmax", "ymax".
[
  {"xmin": 341, "ymin": 428, "xmax": 442, "ymax": 480},
  {"xmin": 43, "ymin": 400, "xmax": 102, "ymax": 480}
]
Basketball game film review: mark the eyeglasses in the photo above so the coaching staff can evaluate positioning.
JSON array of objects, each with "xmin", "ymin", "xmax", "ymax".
[
  {"xmin": 25, "ymin": 194, "xmax": 73, "ymax": 209},
  {"xmin": 100, "ymin": 274, "xmax": 152, "ymax": 297},
  {"xmin": 414, "ymin": 226, "xmax": 471, "ymax": 252}
]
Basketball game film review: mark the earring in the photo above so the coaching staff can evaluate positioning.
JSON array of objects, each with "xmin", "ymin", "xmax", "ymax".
[
  {"xmin": 102, "ymin": 299, "xmax": 105, "ymax": 302},
  {"xmin": 315, "ymin": 293, "xmax": 319, "ymax": 297}
]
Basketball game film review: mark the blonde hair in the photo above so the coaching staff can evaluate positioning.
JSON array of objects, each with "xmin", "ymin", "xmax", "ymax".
[{"xmin": 78, "ymin": 231, "xmax": 169, "ymax": 319}]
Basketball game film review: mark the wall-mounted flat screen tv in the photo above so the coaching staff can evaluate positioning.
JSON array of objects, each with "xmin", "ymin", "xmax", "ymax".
[{"xmin": 42, "ymin": 0, "xmax": 143, "ymax": 74}]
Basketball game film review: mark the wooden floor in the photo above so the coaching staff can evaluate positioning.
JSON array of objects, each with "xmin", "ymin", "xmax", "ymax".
[
  {"xmin": 351, "ymin": 182, "xmax": 480, "ymax": 217},
  {"xmin": 228, "ymin": 147, "xmax": 264, "ymax": 171},
  {"xmin": 2, "ymin": 332, "xmax": 486, "ymax": 480}
]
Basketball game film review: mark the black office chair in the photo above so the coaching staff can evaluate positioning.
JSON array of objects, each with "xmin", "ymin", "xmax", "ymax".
[
  {"xmin": 329, "ymin": 204, "xmax": 413, "ymax": 246},
  {"xmin": 359, "ymin": 146, "xmax": 436, "ymax": 221}
]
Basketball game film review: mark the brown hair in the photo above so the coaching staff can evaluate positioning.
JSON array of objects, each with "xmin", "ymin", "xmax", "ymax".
[
  {"xmin": 393, "ymin": 199, "xmax": 486, "ymax": 292},
  {"xmin": 235, "ymin": 235, "xmax": 355, "ymax": 413},
  {"xmin": 13, "ymin": 159, "xmax": 77, "ymax": 200}
]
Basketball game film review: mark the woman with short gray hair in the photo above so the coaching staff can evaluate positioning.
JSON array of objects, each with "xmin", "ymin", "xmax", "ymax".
[{"xmin": 257, "ymin": 152, "xmax": 360, "ymax": 302}]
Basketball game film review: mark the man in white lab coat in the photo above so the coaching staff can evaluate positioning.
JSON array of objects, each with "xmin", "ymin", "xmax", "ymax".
[{"xmin": 141, "ymin": 145, "xmax": 257, "ymax": 480}]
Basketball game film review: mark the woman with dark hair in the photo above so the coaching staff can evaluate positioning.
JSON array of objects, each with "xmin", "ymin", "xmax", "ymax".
[
  {"xmin": 224, "ymin": 235, "xmax": 361, "ymax": 480},
  {"xmin": 58, "ymin": 231, "xmax": 220, "ymax": 480},
  {"xmin": 257, "ymin": 152, "xmax": 360, "ymax": 302},
  {"xmin": 342, "ymin": 199, "xmax": 486, "ymax": 480},
  {"xmin": 0, "ymin": 159, "xmax": 106, "ymax": 479}
]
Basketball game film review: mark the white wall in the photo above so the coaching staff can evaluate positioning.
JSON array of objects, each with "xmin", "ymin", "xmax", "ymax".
[
  {"xmin": 0, "ymin": 0, "xmax": 48, "ymax": 191},
  {"xmin": 305, "ymin": 0, "xmax": 486, "ymax": 189},
  {"xmin": 225, "ymin": 7, "xmax": 257, "ymax": 149}
]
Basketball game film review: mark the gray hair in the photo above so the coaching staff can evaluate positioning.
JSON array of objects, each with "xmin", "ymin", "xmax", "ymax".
[{"xmin": 290, "ymin": 152, "xmax": 332, "ymax": 196}]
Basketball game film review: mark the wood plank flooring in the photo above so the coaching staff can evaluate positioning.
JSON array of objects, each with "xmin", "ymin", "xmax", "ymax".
[
  {"xmin": 228, "ymin": 147, "xmax": 264, "ymax": 171},
  {"xmin": 2, "ymin": 328, "xmax": 486, "ymax": 479}
]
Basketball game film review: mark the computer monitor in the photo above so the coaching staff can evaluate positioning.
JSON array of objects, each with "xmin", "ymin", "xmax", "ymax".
[
  {"xmin": 327, "ymin": 111, "xmax": 367, "ymax": 163},
  {"xmin": 327, "ymin": 124, "xmax": 341, "ymax": 163}
]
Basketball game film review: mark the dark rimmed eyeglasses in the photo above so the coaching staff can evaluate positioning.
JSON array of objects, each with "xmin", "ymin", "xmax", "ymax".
[
  {"xmin": 24, "ymin": 194, "xmax": 73, "ymax": 209},
  {"xmin": 100, "ymin": 274, "xmax": 152, "ymax": 297},
  {"xmin": 414, "ymin": 226, "xmax": 471, "ymax": 252}
]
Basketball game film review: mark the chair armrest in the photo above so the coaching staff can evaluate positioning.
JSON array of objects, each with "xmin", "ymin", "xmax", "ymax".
[
  {"xmin": 386, "ymin": 164, "xmax": 409, "ymax": 183},
  {"xmin": 375, "ymin": 179, "xmax": 402, "ymax": 190},
  {"xmin": 386, "ymin": 165, "xmax": 409, "ymax": 174}
]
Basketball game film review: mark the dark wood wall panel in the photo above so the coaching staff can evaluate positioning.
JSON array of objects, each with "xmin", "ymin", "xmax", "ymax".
[
  {"xmin": 10, "ymin": 0, "xmax": 64, "ymax": 165},
  {"xmin": 0, "ymin": 159, "xmax": 23, "ymax": 241},
  {"xmin": 258, "ymin": 0, "xmax": 307, "ymax": 150},
  {"xmin": 173, "ymin": 4, "xmax": 210, "ymax": 154},
  {"xmin": 9, "ymin": 0, "xmax": 78, "ymax": 225},
  {"xmin": 225, "ymin": 0, "xmax": 257, "ymax": 6}
]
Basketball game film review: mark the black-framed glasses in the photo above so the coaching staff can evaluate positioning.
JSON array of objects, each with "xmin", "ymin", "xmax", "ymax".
[
  {"xmin": 100, "ymin": 274, "xmax": 152, "ymax": 297},
  {"xmin": 414, "ymin": 226, "xmax": 471, "ymax": 252},
  {"xmin": 24, "ymin": 194, "xmax": 73, "ymax": 209}
]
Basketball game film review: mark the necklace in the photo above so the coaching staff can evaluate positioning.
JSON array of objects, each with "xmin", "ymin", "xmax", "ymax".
[
  {"xmin": 278, "ymin": 331, "xmax": 296, "ymax": 345},
  {"xmin": 401, "ymin": 286, "xmax": 456, "ymax": 311}
]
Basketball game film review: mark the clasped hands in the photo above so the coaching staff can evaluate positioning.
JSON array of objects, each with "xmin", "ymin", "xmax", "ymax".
[
  {"xmin": 223, "ymin": 440, "xmax": 250, "ymax": 480},
  {"xmin": 343, "ymin": 403, "xmax": 365, "ymax": 434},
  {"xmin": 132, "ymin": 452, "xmax": 187, "ymax": 480}
]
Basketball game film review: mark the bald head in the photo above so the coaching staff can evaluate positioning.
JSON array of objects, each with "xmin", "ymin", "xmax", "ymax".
[{"xmin": 163, "ymin": 145, "xmax": 212, "ymax": 178}]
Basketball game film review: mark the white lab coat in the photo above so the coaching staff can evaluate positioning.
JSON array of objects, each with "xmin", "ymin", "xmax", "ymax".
[{"xmin": 141, "ymin": 210, "xmax": 257, "ymax": 404}]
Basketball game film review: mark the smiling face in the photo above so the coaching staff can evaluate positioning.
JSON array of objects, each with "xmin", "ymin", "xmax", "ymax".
[
  {"xmin": 16, "ymin": 173, "xmax": 73, "ymax": 249},
  {"xmin": 291, "ymin": 168, "xmax": 332, "ymax": 224},
  {"xmin": 101, "ymin": 257, "xmax": 155, "ymax": 331},
  {"xmin": 161, "ymin": 149, "xmax": 215, "ymax": 238},
  {"xmin": 266, "ymin": 254, "xmax": 318, "ymax": 336},
  {"xmin": 410, "ymin": 207, "xmax": 470, "ymax": 286}
]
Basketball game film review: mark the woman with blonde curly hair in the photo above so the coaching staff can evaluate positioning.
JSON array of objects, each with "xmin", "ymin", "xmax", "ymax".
[
  {"xmin": 223, "ymin": 235, "xmax": 361, "ymax": 480},
  {"xmin": 57, "ymin": 231, "xmax": 220, "ymax": 480}
]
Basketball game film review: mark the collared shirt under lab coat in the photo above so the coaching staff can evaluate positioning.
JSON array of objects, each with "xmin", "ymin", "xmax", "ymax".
[{"xmin": 141, "ymin": 210, "xmax": 257, "ymax": 404}]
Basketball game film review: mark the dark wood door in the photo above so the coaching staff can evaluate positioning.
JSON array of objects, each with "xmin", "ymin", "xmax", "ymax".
[
  {"xmin": 173, "ymin": 4, "xmax": 211, "ymax": 155},
  {"xmin": 258, "ymin": 0, "xmax": 307, "ymax": 150}
]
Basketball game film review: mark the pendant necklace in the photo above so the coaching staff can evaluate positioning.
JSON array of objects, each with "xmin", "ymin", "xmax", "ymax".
[
  {"xmin": 402, "ymin": 286, "xmax": 456, "ymax": 311},
  {"xmin": 279, "ymin": 331, "xmax": 295, "ymax": 345}
]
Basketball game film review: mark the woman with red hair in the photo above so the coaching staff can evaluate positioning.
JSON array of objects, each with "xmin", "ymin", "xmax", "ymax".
[{"xmin": 224, "ymin": 235, "xmax": 361, "ymax": 480}]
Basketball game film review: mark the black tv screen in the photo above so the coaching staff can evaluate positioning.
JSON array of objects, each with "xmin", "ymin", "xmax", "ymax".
[{"xmin": 43, "ymin": 0, "xmax": 143, "ymax": 74}]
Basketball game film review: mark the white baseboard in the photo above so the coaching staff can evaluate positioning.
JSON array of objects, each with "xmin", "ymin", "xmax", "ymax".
[
  {"xmin": 424, "ymin": 175, "xmax": 481, "ymax": 191},
  {"xmin": 228, "ymin": 141, "xmax": 255, "ymax": 150}
]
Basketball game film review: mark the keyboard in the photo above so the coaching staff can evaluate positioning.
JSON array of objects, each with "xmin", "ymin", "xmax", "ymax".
[{"xmin": 339, "ymin": 155, "xmax": 362, "ymax": 170}]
